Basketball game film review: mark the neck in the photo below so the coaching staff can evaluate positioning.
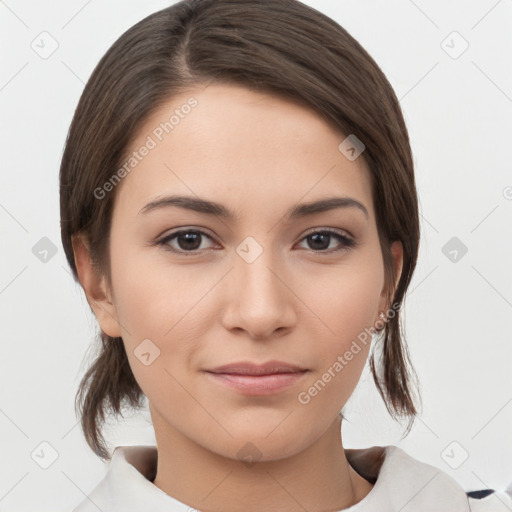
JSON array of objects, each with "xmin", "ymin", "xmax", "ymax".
[{"xmin": 151, "ymin": 413, "xmax": 373, "ymax": 512}]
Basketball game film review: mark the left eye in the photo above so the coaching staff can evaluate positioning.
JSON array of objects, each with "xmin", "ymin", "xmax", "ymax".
[{"xmin": 298, "ymin": 230, "xmax": 356, "ymax": 252}]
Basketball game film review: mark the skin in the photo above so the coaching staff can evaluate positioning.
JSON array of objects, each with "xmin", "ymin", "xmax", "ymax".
[{"xmin": 73, "ymin": 82, "xmax": 403, "ymax": 511}]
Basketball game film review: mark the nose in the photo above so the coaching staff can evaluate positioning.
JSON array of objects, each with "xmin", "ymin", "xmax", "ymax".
[{"xmin": 221, "ymin": 246, "xmax": 297, "ymax": 340}]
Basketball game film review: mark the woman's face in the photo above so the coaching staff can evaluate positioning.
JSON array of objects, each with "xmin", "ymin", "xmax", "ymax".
[{"xmin": 92, "ymin": 82, "xmax": 402, "ymax": 461}]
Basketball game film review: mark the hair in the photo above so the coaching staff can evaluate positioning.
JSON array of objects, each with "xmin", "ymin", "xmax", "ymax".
[{"xmin": 60, "ymin": 0, "xmax": 421, "ymax": 461}]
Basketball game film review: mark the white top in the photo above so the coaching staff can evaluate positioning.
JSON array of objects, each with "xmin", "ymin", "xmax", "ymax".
[{"xmin": 72, "ymin": 444, "xmax": 512, "ymax": 511}]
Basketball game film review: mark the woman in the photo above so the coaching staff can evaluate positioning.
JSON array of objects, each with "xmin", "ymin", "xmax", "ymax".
[{"xmin": 60, "ymin": 0, "xmax": 512, "ymax": 510}]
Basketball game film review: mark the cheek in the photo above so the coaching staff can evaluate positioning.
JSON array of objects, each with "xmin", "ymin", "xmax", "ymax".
[
  {"xmin": 110, "ymin": 245, "xmax": 207, "ymax": 338},
  {"xmin": 322, "ymin": 280, "xmax": 381, "ymax": 346},
  {"xmin": 299, "ymin": 257, "xmax": 383, "ymax": 390},
  {"xmin": 305, "ymin": 257, "xmax": 383, "ymax": 345},
  {"xmin": 108, "ymin": 247, "xmax": 215, "ymax": 386}
]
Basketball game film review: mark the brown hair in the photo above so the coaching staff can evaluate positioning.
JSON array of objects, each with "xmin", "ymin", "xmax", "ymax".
[{"xmin": 60, "ymin": 0, "xmax": 421, "ymax": 461}]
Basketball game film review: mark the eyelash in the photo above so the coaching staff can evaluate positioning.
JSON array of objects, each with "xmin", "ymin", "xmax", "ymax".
[{"xmin": 155, "ymin": 228, "xmax": 357, "ymax": 256}]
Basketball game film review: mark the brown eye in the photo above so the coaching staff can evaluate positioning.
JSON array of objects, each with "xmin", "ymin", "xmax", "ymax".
[
  {"xmin": 158, "ymin": 229, "xmax": 217, "ymax": 254},
  {"xmin": 298, "ymin": 230, "xmax": 356, "ymax": 253}
]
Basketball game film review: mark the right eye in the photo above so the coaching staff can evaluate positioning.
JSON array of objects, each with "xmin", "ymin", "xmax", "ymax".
[{"xmin": 157, "ymin": 229, "xmax": 219, "ymax": 255}]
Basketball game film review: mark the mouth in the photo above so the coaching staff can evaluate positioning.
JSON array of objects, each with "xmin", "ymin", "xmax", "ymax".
[
  {"xmin": 206, "ymin": 360, "xmax": 308, "ymax": 375},
  {"xmin": 204, "ymin": 360, "xmax": 309, "ymax": 396}
]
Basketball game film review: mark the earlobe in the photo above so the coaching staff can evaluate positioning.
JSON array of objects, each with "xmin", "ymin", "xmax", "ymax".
[{"xmin": 72, "ymin": 233, "xmax": 122, "ymax": 338}]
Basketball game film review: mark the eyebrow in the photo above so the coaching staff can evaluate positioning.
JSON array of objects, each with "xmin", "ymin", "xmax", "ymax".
[{"xmin": 138, "ymin": 194, "xmax": 369, "ymax": 221}]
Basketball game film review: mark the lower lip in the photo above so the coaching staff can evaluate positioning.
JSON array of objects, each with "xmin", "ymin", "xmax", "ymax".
[{"xmin": 205, "ymin": 371, "xmax": 308, "ymax": 396}]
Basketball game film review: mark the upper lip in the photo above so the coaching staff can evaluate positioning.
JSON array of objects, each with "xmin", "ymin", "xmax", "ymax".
[{"xmin": 206, "ymin": 360, "xmax": 308, "ymax": 376}]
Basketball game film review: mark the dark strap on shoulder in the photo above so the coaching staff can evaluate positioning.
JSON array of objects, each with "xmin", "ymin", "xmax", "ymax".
[{"xmin": 466, "ymin": 489, "xmax": 495, "ymax": 499}]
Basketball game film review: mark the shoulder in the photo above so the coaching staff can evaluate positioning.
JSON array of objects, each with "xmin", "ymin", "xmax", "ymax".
[
  {"xmin": 72, "ymin": 445, "xmax": 167, "ymax": 511},
  {"xmin": 346, "ymin": 445, "xmax": 512, "ymax": 512}
]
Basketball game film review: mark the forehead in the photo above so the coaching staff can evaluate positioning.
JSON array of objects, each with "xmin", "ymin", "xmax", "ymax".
[{"xmin": 112, "ymin": 82, "xmax": 374, "ymax": 221}]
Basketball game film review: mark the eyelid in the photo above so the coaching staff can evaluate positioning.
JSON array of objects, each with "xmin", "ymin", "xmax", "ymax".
[{"xmin": 301, "ymin": 226, "xmax": 354, "ymax": 239}]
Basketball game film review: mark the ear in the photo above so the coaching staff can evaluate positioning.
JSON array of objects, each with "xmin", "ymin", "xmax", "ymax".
[
  {"xmin": 72, "ymin": 233, "xmax": 122, "ymax": 338},
  {"xmin": 377, "ymin": 240, "xmax": 403, "ymax": 318}
]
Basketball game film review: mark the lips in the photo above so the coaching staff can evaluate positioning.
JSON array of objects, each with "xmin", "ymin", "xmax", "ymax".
[
  {"xmin": 204, "ymin": 360, "xmax": 309, "ymax": 396},
  {"xmin": 206, "ymin": 360, "xmax": 308, "ymax": 376}
]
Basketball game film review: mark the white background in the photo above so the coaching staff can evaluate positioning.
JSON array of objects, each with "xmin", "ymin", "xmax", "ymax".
[{"xmin": 1, "ymin": 0, "xmax": 511, "ymax": 510}]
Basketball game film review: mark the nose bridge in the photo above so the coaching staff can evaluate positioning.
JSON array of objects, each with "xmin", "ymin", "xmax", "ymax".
[
  {"xmin": 235, "ymin": 235, "xmax": 283, "ymax": 305},
  {"xmin": 226, "ymin": 235, "xmax": 294, "ymax": 337}
]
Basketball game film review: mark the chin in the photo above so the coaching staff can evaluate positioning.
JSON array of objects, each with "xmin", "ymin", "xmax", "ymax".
[{"xmin": 205, "ymin": 423, "xmax": 316, "ymax": 464}]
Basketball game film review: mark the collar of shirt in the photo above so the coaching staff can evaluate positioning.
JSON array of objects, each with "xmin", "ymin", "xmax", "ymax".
[{"xmin": 73, "ymin": 444, "xmax": 479, "ymax": 511}]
